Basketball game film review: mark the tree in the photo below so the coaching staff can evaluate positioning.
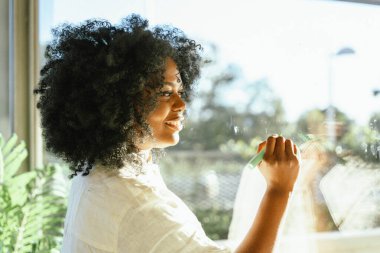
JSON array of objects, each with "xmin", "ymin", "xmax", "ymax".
[{"xmin": 176, "ymin": 45, "xmax": 287, "ymax": 151}]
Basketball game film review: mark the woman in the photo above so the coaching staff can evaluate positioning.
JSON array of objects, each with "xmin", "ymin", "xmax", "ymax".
[{"xmin": 35, "ymin": 14, "xmax": 299, "ymax": 253}]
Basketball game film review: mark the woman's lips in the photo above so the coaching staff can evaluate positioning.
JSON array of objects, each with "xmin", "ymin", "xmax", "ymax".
[{"xmin": 164, "ymin": 119, "xmax": 183, "ymax": 131}]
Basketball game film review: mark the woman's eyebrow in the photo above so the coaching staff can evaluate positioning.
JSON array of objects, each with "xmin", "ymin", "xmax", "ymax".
[
  {"xmin": 162, "ymin": 82, "xmax": 175, "ymax": 86},
  {"xmin": 162, "ymin": 82, "xmax": 184, "ymax": 89}
]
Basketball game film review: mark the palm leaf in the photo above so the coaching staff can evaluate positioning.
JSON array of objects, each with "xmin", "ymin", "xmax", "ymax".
[
  {"xmin": 0, "ymin": 133, "xmax": 69, "ymax": 252},
  {"xmin": 4, "ymin": 140, "xmax": 26, "ymax": 166},
  {"xmin": 0, "ymin": 133, "xmax": 28, "ymax": 183},
  {"xmin": 13, "ymin": 165, "xmax": 67, "ymax": 252},
  {"xmin": 8, "ymin": 171, "xmax": 37, "ymax": 206},
  {"xmin": 3, "ymin": 148, "xmax": 28, "ymax": 182},
  {"xmin": 1, "ymin": 133, "xmax": 19, "ymax": 157}
]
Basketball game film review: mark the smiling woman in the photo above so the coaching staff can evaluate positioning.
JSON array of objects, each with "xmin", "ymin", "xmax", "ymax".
[{"xmin": 34, "ymin": 13, "xmax": 302, "ymax": 253}]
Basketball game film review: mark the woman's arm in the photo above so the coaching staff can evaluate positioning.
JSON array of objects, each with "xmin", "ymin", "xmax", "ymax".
[{"xmin": 235, "ymin": 136, "xmax": 300, "ymax": 253}]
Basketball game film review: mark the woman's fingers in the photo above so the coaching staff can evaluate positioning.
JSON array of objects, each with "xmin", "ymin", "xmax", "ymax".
[
  {"xmin": 265, "ymin": 136, "xmax": 277, "ymax": 156},
  {"xmin": 285, "ymin": 139, "xmax": 295, "ymax": 156},
  {"xmin": 263, "ymin": 136, "xmax": 298, "ymax": 160},
  {"xmin": 274, "ymin": 136, "xmax": 286, "ymax": 158}
]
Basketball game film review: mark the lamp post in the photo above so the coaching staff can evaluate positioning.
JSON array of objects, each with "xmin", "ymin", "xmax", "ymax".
[{"xmin": 326, "ymin": 47, "xmax": 355, "ymax": 147}]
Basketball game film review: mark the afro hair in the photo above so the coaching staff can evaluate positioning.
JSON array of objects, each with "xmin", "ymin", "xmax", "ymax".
[{"xmin": 34, "ymin": 14, "xmax": 202, "ymax": 178}]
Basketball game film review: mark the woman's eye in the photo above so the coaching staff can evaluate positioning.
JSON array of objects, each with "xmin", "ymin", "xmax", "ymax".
[
  {"xmin": 157, "ymin": 90, "xmax": 187, "ymax": 99},
  {"xmin": 158, "ymin": 91, "xmax": 173, "ymax": 97}
]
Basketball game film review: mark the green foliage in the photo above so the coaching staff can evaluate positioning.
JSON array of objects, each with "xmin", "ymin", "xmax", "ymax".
[
  {"xmin": 295, "ymin": 108, "xmax": 380, "ymax": 163},
  {"xmin": 296, "ymin": 107, "xmax": 352, "ymax": 140},
  {"xmin": 341, "ymin": 124, "xmax": 380, "ymax": 162},
  {"xmin": 177, "ymin": 54, "xmax": 287, "ymax": 151},
  {"xmin": 220, "ymin": 138, "xmax": 262, "ymax": 160},
  {"xmin": 194, "ymin": 207, "xmax": 232, "ymax": 240},
  {"xmin": 0, "ymin": 133, "xmax": 68, "ymax": 253}
]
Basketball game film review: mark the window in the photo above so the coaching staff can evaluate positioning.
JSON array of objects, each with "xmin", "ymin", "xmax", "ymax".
[{"xmin": 38, "ymin": 0, "xmax": 380, "ymax": 251}]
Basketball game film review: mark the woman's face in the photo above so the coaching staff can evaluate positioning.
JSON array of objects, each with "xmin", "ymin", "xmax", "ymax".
[{"xmin": 138, "ymin": 58, "xmax": 187, "ymax": 150}]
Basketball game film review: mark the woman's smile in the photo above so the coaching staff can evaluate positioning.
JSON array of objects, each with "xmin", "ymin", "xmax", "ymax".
[{"xmin": 164, "ymin": 116, "xmax": 184, "ymax": 131}]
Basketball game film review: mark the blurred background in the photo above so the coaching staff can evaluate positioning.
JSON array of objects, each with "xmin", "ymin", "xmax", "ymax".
[{"xmin": 1, "ymin": 0, "xmax": 380, "ymax": 252}]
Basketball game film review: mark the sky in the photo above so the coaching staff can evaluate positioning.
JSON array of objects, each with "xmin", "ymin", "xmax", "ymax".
[{"xmin": 39, "ymin": 0, "xmax": 380, "ymax": 124}]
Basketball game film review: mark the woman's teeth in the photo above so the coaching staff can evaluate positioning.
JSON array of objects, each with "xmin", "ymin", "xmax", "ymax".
[{"xmin": 165, "ymin": 121, "xmax": 182, "ymax": 130}]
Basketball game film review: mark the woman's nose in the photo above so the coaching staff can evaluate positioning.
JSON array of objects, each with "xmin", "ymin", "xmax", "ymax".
[{"xmin": 172, "ymin": 93, "xmax": 186, "ymax": 112}]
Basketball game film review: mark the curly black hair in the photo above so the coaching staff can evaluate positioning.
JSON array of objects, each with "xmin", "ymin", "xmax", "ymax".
[{"xmin": 34, "ymin": 14, "xmax": 202, "ymax": 178}]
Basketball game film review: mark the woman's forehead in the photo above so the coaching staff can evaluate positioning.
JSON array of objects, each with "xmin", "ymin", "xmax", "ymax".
[
  {"xmin": 164, "ymin": 58, "xmax": 182, "ymax": 85},
  {"xmin": 161, "ymin": 81, "xmax": 183, "ymax": 90}
]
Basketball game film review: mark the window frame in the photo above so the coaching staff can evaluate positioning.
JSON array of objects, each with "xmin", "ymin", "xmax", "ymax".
[{"xmin": 9, "ymin": 0, "xmax": 42, "ymax": 171}]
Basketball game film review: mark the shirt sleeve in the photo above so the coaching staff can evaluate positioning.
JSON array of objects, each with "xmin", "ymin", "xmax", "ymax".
[{"xmin": 116, "ymin": 177, "xmax": 234, "ymax": 253}]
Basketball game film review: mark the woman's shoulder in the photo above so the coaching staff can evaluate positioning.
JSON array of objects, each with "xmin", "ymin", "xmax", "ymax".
[
  {"xmin": 88, "ymin": 162, "xmax": 166, "ymax": 200},
  {"xmin": 68, "ymin": 162, "xmax": 165, "ymax": 238}
]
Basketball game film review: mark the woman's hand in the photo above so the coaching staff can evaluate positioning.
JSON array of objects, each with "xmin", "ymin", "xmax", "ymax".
[
  {"xmin": 257, "ymin": 135, "xmax": 300, "ymax": 193},
  {"xmin": 236, "ymin": 135, "xmax": 300, "ymax": 253}
]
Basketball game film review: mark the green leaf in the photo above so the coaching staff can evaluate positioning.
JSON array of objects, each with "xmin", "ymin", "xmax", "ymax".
[
  {"xmin": 4, "ymin": 141, "xmax": 26, "ymax": 166},
  {"xmin": 4, "ymin": 149, "xmax": 28, "ymax": 182},
  {"xmin": 1, "ymin": 133, "xmax": 18, "ymax": 157},
  {"xmin": 8, "ymin": 171, "xmax": 37, "ymax": 188},
  {"xmin": 7, "ymin": 171, "xmax": 37, "ymax": 206}
]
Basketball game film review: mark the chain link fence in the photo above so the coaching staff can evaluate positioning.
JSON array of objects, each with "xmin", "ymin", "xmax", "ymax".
[{"xmin": 159, "ymin": 150, "xmax": 247, "ymax": 239}]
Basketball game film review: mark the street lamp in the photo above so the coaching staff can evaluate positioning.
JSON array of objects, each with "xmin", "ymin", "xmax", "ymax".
[{"xmin": 326, "ymin": 47, "xmax": 355, "ymax": 146}]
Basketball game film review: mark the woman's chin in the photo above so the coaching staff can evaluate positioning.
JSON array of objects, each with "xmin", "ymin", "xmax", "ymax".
[{"xmin": 158, "ymin": 135, "xmax": 180, "ymax": 148}]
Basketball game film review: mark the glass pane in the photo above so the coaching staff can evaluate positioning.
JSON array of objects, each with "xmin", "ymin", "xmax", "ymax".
[{"xmin": 39, "ymin": 0, "xmax": 380, "ymax": 251}]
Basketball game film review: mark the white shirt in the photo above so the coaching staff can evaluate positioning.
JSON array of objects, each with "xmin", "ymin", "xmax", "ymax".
[{"xmin": 61, "ymin": 161, "xmax": 233, "ymax": 253}]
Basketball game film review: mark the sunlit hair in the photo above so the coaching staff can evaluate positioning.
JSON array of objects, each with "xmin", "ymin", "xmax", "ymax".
[{"xmin": 34, "ymin": 14, "xmax": 202, "ymax": 178}]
